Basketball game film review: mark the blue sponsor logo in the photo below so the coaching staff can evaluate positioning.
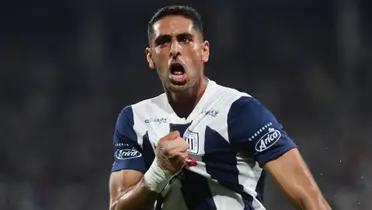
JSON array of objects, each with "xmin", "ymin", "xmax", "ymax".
[
  {"xmin": 201, "ymin": 109, "xmax": 219, "ymax": 117},
  {"xmin": 115, "ymin": 148, "xmax": 142, "ymax": 160},
  {"xmin": 255, "ymin": 128, "xmax": 281, "ymax": 152},
  {"xmin": 144, "ymin": 117, "xmax": 167, "ymax": 124}
]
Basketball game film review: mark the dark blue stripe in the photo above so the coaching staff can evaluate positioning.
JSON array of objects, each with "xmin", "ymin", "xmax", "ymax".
[
  {"xmin": 255, "ymin": 171, "xmax": 266, "ymax": 202},
  {"xmin": 242, "ymin": 193, "xmax": 255, "ymax": 210},
  {"xmin": 116, "ymin": 106, "xmax": 137, "ymax": 143},
  {"xmin": 227, "ymin": 96, "xmax": 296, "ymax": 167},
  {"xmin": 169, "ymin": 122, "xmax": 192, "ymax": 136},
  {"xmin": 203, "ymin": 126, "xmax": 240, "ymax": 189},
  {"xmin": 204, "ymin": 126, "xmax": 255, "ymax": 210},
  {"xmin": 169, "ymin": 123, "xmax": 217, "ymax": 210},
  {"xmin": 181, "ymin": 170, "xmax": 217, "ymax": 210},
  {"xmin": 142, "ymin": 131, "xmax": 155, "ymax": 170},
  {"xmin": 112, "ymin": 106, "xmax": 146, "ymax": 172},
  {"xmin": 143, "ymin": 128, "xmax": 159, "ymax": 209}
]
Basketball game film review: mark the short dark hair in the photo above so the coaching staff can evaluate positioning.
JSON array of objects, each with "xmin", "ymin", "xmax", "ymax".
[{"xmin": 147, "ymin": 5, "xmax": 204, "ymax": 43}]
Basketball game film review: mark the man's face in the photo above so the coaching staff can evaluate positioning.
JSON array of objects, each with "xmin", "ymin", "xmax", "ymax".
[{"xmin": 146, "ymin": 16, "xmax": 209, "ymax": 93}]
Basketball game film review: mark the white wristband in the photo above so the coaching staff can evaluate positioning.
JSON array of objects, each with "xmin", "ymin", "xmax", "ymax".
[{"xmin": 143, "ymin": 159, "xmax": 173, "ymax": 193}]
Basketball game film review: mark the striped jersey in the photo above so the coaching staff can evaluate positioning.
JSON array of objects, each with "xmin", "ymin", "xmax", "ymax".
[{"xmin": 111, "ymin": 80, "xmax": 296, "ymax": 210}]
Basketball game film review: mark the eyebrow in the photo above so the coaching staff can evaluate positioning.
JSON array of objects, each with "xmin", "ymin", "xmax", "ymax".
[
  {"xmin": 153, "ymin": 32, "xmax": 194, "ymax": 46},
  {"xmin": 177, "ymin": 32, "xmax": 194, "ymax": 40},
  {"xmin": 154, "ymin": 34, "xmax": 171, "ymax": 46}
]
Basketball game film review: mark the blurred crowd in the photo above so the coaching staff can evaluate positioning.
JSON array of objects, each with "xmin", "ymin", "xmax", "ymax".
[{"xmin": 1, "ymin": 0, "xmax": 371, "ymax": 209}]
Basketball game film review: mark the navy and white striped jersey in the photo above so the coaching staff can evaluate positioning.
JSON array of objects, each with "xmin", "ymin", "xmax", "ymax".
[{"xmin": 111, "ymin": 80, "xmax": 296, "ymax": 210}]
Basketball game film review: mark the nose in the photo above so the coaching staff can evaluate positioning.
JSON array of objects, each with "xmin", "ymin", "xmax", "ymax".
[{"xmin": 169, "ymin": 40, "xmax": 181, "ymax": 58}]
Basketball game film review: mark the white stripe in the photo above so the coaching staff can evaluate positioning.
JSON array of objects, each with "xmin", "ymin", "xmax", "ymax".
[
  {"xmin": 132, "ymin": 96, "xmax": 171, "ymax": 148},
  {"xmin": 208, "ymin": 179, "xmax": 244, "ymax": 210},
  {"xmin": 236, "ymin": 157, "xmax": 266, "ymax": 210},
  {"xmin": 206, "ymin": 84, "xmax": 250, "ymax": 143},
  {"xmin": 160, "ymin": 179, "xmax": 189, "ymax": 210}
]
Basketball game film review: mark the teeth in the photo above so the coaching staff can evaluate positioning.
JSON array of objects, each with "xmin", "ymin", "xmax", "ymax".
[{"xmin": 170, "ymin": 63, "xmax": 185, "ymax": 75}]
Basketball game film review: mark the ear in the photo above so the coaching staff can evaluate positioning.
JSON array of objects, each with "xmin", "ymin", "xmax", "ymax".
[
  {"xmin": 145, "ymin": 47, "xmax": 156, "ymax": 69},
  {"xmin": 201, "ymin": 40, "xmax": 210, "ymax": 63}
]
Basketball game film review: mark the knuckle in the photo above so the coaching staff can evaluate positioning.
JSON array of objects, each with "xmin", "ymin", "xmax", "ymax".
[{"xmin": 163, "ymin": 149, "xmax": 171, "ymax": 157}]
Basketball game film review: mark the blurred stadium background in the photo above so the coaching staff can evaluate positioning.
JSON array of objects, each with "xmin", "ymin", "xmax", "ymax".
[{"xmin": 1, "ymin": 0, "xmax": 371, "ymax": 209}]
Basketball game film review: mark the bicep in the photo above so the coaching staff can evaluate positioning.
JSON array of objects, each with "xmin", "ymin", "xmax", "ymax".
[{"xmin": 109, "ymin": 169, "xmax": 144, "ymax": 205}]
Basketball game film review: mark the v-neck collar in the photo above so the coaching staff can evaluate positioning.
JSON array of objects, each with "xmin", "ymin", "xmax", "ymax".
[{"xmin": 161, "ymin": 79, "xmax": 217, "ymax": 123}]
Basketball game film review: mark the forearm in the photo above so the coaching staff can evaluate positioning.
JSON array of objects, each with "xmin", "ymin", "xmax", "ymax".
[
  {"xmin": 110, "ymin": 159, "xmax": 177, "ymax": 210},
  {"xmin": 109, "ymin": 131, "xmax": 187, "ymax": 210},
  {"xmin": 110, "ymin": 178, "xmax": 158, "ymax": 210},
  {"xmin": 294, "ymin": 186, "xmax": 331, "ymax": 210},
  {"xmin": 290, "ymin": 164, "xmax": 332, "ymax": 210},
  {"xmin": 265, "ymin": 149, "xmax": 332, "ymax": 210}
]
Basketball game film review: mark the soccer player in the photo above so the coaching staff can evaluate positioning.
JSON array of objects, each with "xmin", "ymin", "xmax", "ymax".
[{"xmin": 109, "ymin": 5, "xmax": 331, "ymax": 210}]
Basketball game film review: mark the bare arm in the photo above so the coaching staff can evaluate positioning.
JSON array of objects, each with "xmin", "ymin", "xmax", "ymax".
[
  {"xmin": 264, "ymin": 148, "xmax": 332, "ymax": 210},
  {"xmin": 109, "ymin": 170, "xmax": 157, "ymax": 210},
  {"xmin": 109, "ymin": 131, "xmax": 188, "ymax": 210}
]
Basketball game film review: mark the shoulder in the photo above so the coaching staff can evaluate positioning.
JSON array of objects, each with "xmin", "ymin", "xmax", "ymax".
[
  {"xmin": 114, "ymin": 93, "xmax": 164, "ymax": 129},
  {"xmin": 229, "ymin": 96, "xmax": 267, "ymax": 116},
  {"xmin": 209, "ymin": 81, "xmax": 255, "ymax": 112},
  {"xmin": 131, "ymin": 93, "xmax": 168, "ymax": 115},
  {"xmin": 213, "ymin": 82, "xmax": 272, "ymax": 119},
  {"xmin": 227, "ymin": 95, "xmax": 276, "ymax": 128},
  {"xmin": 207, "ymin": 80, "xmax": 271, "ymax": 124},
  {"xmin": 219, "ymin": 84, "xmax": 280, "ymax": 141},
  {"xmin": 117, "ymin": 93, "xmax": 166, "ymax": 119},
  {"xmin": 213, "ymin": 81, "xmax": 252, "ymax": 100}
]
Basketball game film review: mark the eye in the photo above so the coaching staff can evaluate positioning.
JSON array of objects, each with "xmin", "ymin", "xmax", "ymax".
[
  {"xmin": 155, "ymin": 36, "xmax": 171, "ymax": 47},
  {"xmin": 178, "ymin": 34, "xmax": 193, "ymax": 44},
  {"xmin": 180, "ymin": 37, "xmax": 190, "ymax": 43}
]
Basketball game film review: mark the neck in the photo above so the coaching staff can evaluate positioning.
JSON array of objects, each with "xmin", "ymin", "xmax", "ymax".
[{"xmin": 166, "ymin": 77, "xmax": 208, "ymax": 118}]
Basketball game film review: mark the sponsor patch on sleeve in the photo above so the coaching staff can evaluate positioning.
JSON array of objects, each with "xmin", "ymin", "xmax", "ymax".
[
  {"xmin": 255, "ymin": 127, "xmax": 281, "ymax": 152},
  {"xmin": 114, "ymin": 143, "xmax": 142, "ymax": 160}
]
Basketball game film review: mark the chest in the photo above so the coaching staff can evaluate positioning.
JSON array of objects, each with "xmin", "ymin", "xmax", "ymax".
[{"xmin": 134, "ymin": 109, "xmax": 229, "ymax": 158}]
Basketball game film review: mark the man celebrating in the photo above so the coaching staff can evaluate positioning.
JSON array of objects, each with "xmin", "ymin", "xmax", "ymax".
[{"xmin": 109, "ymin": 5, "xmax": 331, "ymax": 210}]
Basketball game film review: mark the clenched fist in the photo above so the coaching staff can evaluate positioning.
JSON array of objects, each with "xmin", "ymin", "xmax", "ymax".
[{"xmin": 155, "ymin": 131, "xmax": 189, "ymax": 173}]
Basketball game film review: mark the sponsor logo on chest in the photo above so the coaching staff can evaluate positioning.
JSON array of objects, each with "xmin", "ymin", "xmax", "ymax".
[{"xmin": 144, "ymin": 117, "xmax": 167, "ymax": 124}]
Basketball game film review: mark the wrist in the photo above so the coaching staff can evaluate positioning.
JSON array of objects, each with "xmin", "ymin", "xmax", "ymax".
[{"xmin": 143, "ymin": 158, "xmax": 173, "ymax": 193}]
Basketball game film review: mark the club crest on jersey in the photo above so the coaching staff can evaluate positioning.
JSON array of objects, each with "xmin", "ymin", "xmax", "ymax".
[
  {"xmin": 255, "ymin": 128, "xmax": 281, "ymax": 152},
  {"xmin": 184, "ymin": 130, "xmax": 199, "ymax": 154},
  {"xmin": 115, "ymin": 148, "xmax": 142, "ymax": 160}
]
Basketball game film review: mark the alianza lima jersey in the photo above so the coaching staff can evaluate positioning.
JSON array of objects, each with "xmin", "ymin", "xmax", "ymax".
[{"xmin": 111, "ymin": 80, "xmax": 296, "ymax": 210}]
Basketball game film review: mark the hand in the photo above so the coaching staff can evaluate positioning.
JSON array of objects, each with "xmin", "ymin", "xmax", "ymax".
[{"xmin": 155, "ymin": 131, "xmax": 189, "ymax": 173}]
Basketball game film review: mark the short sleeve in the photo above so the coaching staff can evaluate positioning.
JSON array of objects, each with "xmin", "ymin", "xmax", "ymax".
[
  {"xmin": 228, "ymin": 97, "xmax": 296, "ymax": 167},
  {"xmin": 111, "ymin": 106, "xmax": 146, "ymax": 173}
]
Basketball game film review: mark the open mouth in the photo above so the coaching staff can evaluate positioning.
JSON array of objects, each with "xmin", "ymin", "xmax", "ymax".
[
  {"xmin": 170, "ymin": 63, "xmax": 185, "ymax": 75},
  {"xmin": 169, "ymin": 63, "xmax": 187, "ymax": 84}
]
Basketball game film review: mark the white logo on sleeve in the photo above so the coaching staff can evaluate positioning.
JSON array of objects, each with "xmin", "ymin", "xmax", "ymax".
[
  {"xmin": 255, "ymin": 128, "xmax": 281, "ymax": 152},
  {"xmin": 115, "ymin": 148, "xmax": 142, "ymax": 160}
]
